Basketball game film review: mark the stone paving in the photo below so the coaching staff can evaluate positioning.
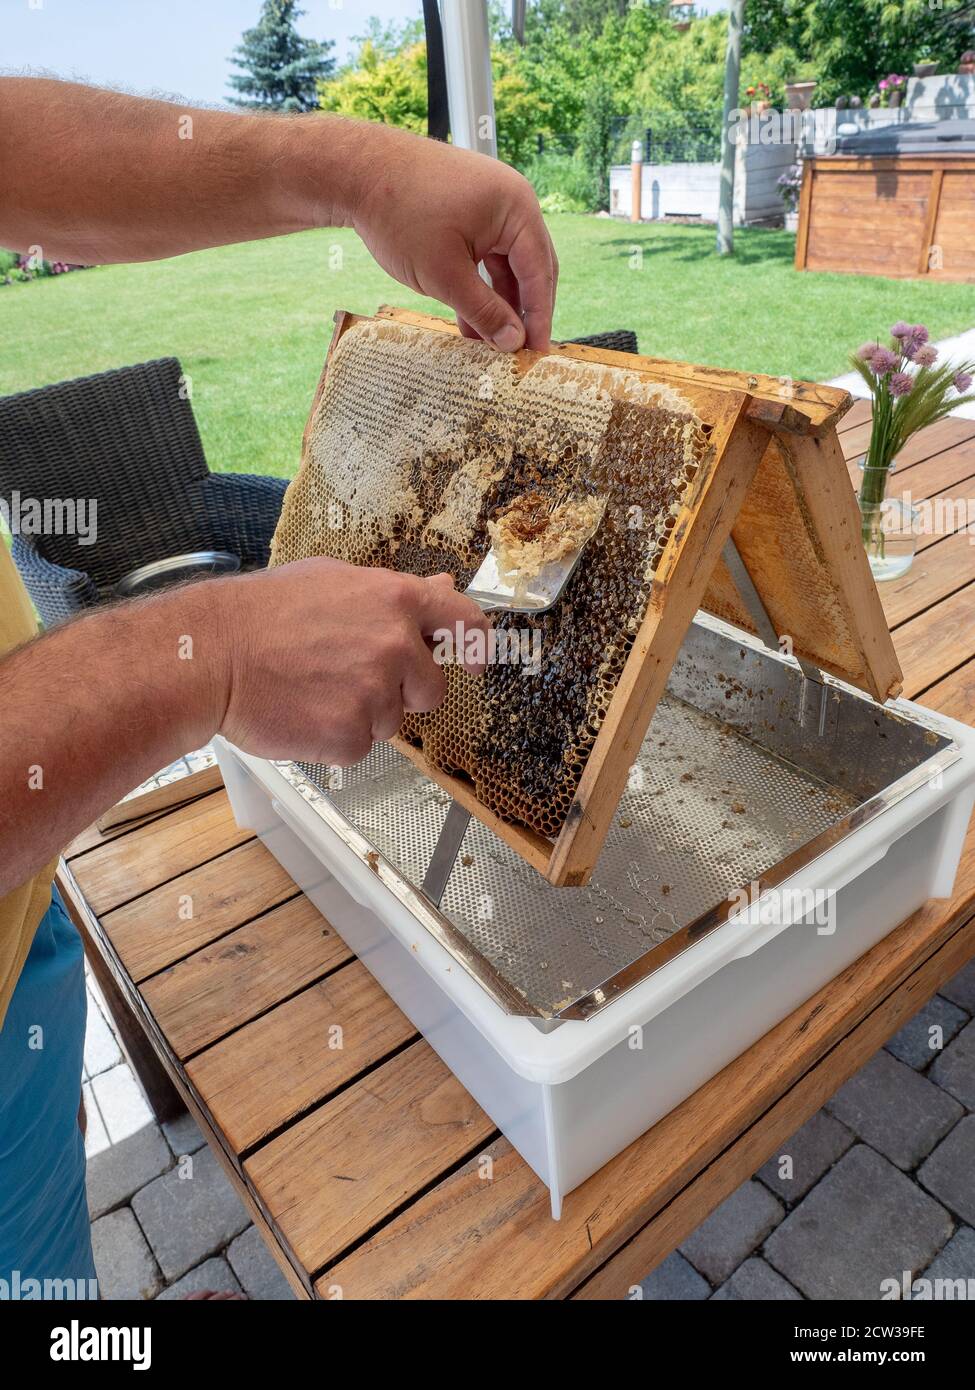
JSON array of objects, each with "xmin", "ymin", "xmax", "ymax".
[
  {"xmin": 85, "ymin": 958, "xmax": 975, "ymax": 1301},
  {"xmin": 640, "ymin": 959, "xmax": 975, "ymax": 1300},
  {"xmin": 83, "ymin": 969, "xmax": 294, "ymax": 1301}
]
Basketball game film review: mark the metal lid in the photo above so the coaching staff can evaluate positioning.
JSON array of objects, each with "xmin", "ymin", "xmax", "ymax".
[
  {"xmin": 835, "ymin": 119, "xmax": 975, "ymax": 156},
  {"xmin": 114, "ymin": 550, "xmax": 240, "ymax": 597}
]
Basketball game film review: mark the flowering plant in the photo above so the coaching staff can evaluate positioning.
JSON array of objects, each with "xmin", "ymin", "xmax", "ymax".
[
  {"xmin": 877, "ymin": 73, "xmax": 907, "ymax": 104},
  {"xmin": 851, "ymin": 323, "xmax": 975, "ymax": 548},
  {"xmin": 777, "ymin": 162, "xmax": 803, "ymax": 210},
  {"xmin": 745, "ymin": 82, "xmax": 771, "ymax": 103}
]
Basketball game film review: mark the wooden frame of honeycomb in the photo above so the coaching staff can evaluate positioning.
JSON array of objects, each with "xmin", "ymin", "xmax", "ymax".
[{"xmin": 271, "ymin": 306, "xmax": 901, "ymax": 887}]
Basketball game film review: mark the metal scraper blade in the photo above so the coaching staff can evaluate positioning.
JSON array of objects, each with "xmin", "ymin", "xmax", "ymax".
[{"xmin": 464, "ymin": 497, "xmax": 607, "ymax": 615}]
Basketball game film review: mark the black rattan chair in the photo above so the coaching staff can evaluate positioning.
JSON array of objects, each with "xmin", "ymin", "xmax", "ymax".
[
  {"xmin": 566, "ymin": 330, "xmax": 638, "ymax": 354},
  {"xmin": 0, "ymin": 357, "xmax": 289, "ymax": 626}
]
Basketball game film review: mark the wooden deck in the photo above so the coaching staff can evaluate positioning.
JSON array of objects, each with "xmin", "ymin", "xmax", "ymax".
[{"xmin": 60, "ymin": 402, "xmax": 975, "ymax": 1299}]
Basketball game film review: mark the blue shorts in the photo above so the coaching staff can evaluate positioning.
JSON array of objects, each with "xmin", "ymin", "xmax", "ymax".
[{"xmin": 0, "ymin": 887, "xmax": 97, "ymax": 1298}]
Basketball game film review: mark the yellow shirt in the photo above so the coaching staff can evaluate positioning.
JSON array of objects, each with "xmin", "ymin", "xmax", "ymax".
[{"xmin": 0, "ymin": 544, "xmax": 59, "ymax": 1028}]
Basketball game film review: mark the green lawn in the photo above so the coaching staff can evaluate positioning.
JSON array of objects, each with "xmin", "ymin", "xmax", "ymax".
[{"xmin": 3, "ymin": 217, "xmax": 975, "ymax": 479}]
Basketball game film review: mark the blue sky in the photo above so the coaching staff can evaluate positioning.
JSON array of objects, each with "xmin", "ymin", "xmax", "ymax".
[
  {"xmin": 2, "ymin": 0, "xmax": 424, "ymax": 106},
  {"xmin": 3, "ymin": 1, "xmax": 729, "ymax": 108}
]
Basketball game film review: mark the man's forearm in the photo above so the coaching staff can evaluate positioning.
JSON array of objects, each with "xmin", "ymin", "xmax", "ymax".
[
  {"xmin": 0, "ymin": 77, "xmax": 369, "ymax": 264},
  {"xmin": 0, "ymin": 585, "xmax": 227, "ymax": 895}
]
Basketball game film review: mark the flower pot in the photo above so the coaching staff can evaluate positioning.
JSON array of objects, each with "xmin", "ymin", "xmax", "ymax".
[
  {"xmin": 857, "ymin": 459, "xmax": 919, "ymax": 581},
  {"xmin": 784, "ymin": 80, "xmax": 817, "ymax": 110},
  {"xmin": 889, "ymin": 89, "xmax": 903, "ymax": 107},
  {"xmin": 913, "ymin": 62, "xmax": 938, "ymax": 77},
  {"xmin": 960, "ymin": 63, "xmax": 975, "ymax": 76},
  {"xmin": 750, "ymin": 99, "xmax": 770, "ymax": 115},
  {"xmin": 784, "ymin": 210, "xmax": 799, "ymax": 232}
]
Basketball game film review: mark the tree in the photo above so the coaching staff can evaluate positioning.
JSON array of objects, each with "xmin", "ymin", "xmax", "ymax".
[
  {"xmin": 578, "ymin": 76, "xmax": 616, "ymax": 209},
  {"xmin": 318, "ymin": 34, "xmax": 547, "ymax": 167},
  {"xmin": 319, "ymin": 39, "xmax": 428, "ymax": 134},
  {"xmin": 228, "ymin": 0, "xmax": 335, "ymax": 112}
]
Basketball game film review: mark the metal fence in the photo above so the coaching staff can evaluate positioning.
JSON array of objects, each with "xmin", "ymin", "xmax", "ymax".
[
  {"xmin": 532, "ymin": 109, "xmax": 723, "ymax": 169},
  {"xmin": 609, "ymin": 111, "xmax": 723, "ymax": 165}
]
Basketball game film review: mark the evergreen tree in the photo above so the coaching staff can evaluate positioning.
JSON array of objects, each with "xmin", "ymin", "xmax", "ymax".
[{"xmin": 228, "ymin": 0, "xmax": 335, "ymax": 112}]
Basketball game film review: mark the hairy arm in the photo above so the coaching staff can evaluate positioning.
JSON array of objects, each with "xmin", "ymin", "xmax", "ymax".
[
  {"xmin": 0, "ymin": 76, "xmax": 556, "ymax": 349},
  {"xmin": 0, "ymin": 584, "xmax": 226, "ymax": 895}
]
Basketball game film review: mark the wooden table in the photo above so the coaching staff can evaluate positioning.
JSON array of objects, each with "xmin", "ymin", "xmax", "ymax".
[{"xmin": 60, "ymin": 402, "xmax": 975, "ymax": 1299}]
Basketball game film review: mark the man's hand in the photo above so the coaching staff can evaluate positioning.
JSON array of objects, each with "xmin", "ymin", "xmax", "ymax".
[
  {"xmin": 219, "ymin": 558, "xmax": 489, "ymax": 766},
  {"xmin": 350, "ymin": 125, "xmax": 558, "ymax": 353},
  {"xmin": 0, "ymin": 78, "xmax": 556, "ymax": 351}
]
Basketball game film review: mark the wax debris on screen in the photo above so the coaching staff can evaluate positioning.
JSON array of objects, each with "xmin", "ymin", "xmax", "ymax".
[{"xmin": 271, "ymin": 319, "xmax": 711, "ymax": 840}]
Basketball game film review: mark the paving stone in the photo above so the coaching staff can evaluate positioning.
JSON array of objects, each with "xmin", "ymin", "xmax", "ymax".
[
  {"xmin": 83, "ymin": 994, "xmax": 122, "ymax": 1077},
  {"xmin": 711, "ymin": 1257, "xmax": 802, "ymax": 1301},
  {"xmin": 162, "ymin": 1109, "xmax": 206, "ymax": 1157},
  {"xmin": 919, "ymin": 1225, "xmax": 975, "ymax": 1292},
  {"xmin": 634, "ymin": 1250, "xmax": 710, "ymax": 1301},
  {"xmin": 155, "ymin": 1256, "xmax": 242, "ymax": 1301},
  {"xmin": 680, "ymin": 1180, "xmax": 784, "ymax": 1285},
  {"xmin": 89, "ymin": 1063, "xmax": 153, "ymax": 1144},
  {"xmin": 757, "ymin": 1109, "xmax": 854, "ymax": 1203},
  {"xmin": 918, "ymin": 1115, "xmax": 975, "ymax": 1226},
  {"xmin": 929, "ymin": 1019, "xmax": 975, "ymax": 1111},
  {"xmin": 940, "ymin": 960, "xmax": 975, "ymax": 1016},
  {"xmin": 90, "ymin": 1207, "xmax": 161, "ymax": 1301},
  {"xmin": 131, "ymin": 1145, "xmax": 250, "ymax": 1281},
  {"xmin": 885, "ymin": 996, "xmax": 968, "ymax": 1071},
  {"xmin": 765, "ymin": 1145, "xmax": 953, "ymax": 1300},
  {"xmin": 87, "ymin": 1123, "xmax": 173, "ymax": 1220},
  {"xmin": 227, "ymin": 1226, "xmax": 296, "ymax": 1301},
  {"xmin": 825, "ymin": 1050, "xmax": 962, "ymax": 1170},
  {"xmin": 82, "ymin": 1081, "xmax": 110, "ymax": 1159}
]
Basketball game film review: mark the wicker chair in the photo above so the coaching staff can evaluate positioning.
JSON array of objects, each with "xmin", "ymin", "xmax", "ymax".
[
  {"xmin": 566, "ymin": 330, "xmax": 638, "ymax": 354},
  {"xmin": 0, "ymin": 357, "xmax": 289, "ymax": 627}
]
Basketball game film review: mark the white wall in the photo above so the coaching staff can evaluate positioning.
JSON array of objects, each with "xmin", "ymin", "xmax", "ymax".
[
  {"xmin": 609, "ymin": 140, "xmax": 796, "ymax": 225},
  {"xmin": 609, "ymin": 161, "xmax": 721, "ymax": 220}
]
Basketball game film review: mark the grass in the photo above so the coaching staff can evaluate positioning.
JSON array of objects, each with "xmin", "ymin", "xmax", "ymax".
[{"xmin": 3, "ymin": 216, "xmax": 975, "ymax": 479}]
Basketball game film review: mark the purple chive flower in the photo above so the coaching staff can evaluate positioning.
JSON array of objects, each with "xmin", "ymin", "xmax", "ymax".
[
  {"xmin": 914, "ymin": 344, "xmax": 938, "ymax": 367},
  {"xmin": 889, "ymin": 372, "xmax": 914, "ymax": 397},
  {"xmin": 891, "ymin": 321, "xmax": 913, "ymax": 339},
  {"xmin": 857, "ymin": 341, "xmax": 880, "ymax": 362},
  {"xmin": 911, "ymin": 324, "xmax": 930, "ymax": 346},
  {"xmin": 955, "ymin": 371, "xmax": 974, "ymax": 393},
  {"xmin": 870, "ymin": 346, "xmax": 898, "ymax": 375}
]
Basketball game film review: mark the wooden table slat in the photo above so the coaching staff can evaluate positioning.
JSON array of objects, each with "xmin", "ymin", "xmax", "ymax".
[
  {"xmin": 141, "ymin": 893, "xmax": 352, "ymax": 1058},
  {"xmin": 921, "ymin": 658, "xmax": 975, "ymax": 724},
  {"xmin": 894, "ymin": 583, "xmax": 975, "ymax": 697},
  {"xmin": 185, "ymin": 961, "xmax": 418, "ymax": 1153},
  {"xmin": 71, "ymin": 790, "xmax": 251, "ymax": 915},
  {"xmin": 880, "ymin": 529, "xmax": 975, "ymax": 630},
  {"xmin": 101, "ymin": 837, "xmax": 299, "ymax": 983},
  {"xmin": 246, "ymin": 1040, "xmax": 495, "ymax": 1277}
]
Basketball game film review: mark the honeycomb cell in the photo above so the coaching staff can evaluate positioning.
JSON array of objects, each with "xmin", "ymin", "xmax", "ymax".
[{"xmin": 271, "ymin": 319, "xmax": 711, "ymax": 842}]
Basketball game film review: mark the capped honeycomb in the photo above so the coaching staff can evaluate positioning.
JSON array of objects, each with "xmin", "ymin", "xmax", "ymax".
[{"xmin": 271, "ymin": 317, "xmax": 712, "ymax": 842}]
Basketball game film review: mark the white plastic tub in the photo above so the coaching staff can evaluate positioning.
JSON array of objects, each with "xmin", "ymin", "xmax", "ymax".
[{"xmin": 214, "ymin": 617, "xmax": 975, "ymax": 1217}]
